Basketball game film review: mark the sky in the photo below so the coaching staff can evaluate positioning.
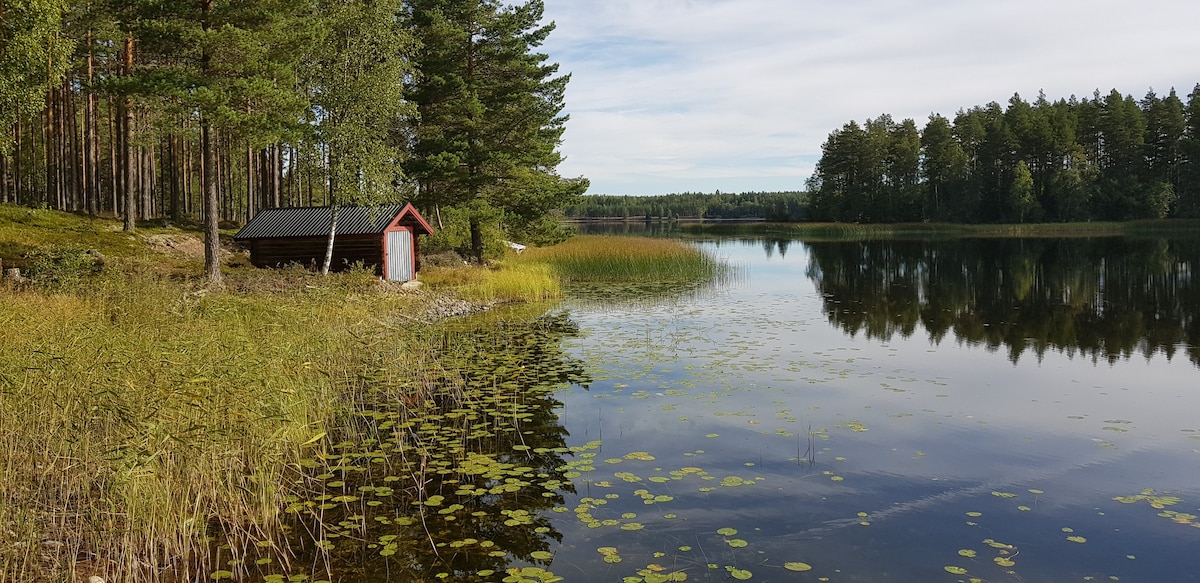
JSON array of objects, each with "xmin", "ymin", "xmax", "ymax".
[{"xmin": 538, "ymin": 0, "xmax": 1200, "ymax": 196}]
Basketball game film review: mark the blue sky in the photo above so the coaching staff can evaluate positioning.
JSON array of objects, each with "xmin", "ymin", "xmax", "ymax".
[{"xmin": 539, "ymin": 0, "xmax": 1200, "ymax": 196}]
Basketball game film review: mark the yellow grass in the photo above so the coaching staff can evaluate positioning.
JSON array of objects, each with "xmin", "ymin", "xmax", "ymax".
[{"xmin": 419, "ymin": 261, "xmax": 560, "ymax": 302}]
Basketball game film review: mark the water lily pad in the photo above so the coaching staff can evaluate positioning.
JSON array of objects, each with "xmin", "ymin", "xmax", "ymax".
[
  {"xmin": 783, "ymin": 562, "xmax": 813, "ymax": 572},
  {"xmin": 725, "ymin": 566, "xmax": 752, "ymax": 580}
]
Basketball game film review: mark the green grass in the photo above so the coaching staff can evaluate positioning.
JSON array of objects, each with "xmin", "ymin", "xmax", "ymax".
[{"xmin": 517, "ymin": 235, "xmax": 724, "ymax": 283}]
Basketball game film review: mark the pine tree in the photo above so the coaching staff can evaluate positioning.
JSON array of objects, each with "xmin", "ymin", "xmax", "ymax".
[
  {"xmin": 920, "ymin": 114, "xmax": 969, "ymax": 221},
  {"xmin": 1176, "ymin": 85, "xmax": 1200, "ymax": 217},
  {"xmin": 404, "ymin": 0, "xmax": 586, "ymax": 261}
]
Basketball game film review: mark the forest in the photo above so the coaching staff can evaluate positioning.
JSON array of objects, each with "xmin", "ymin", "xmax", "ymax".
[
  {"xmin": 807, "ymin": 86, "xmax": 1200, "ymax": 224},
  {"xmin": 562, "ymin": 191, "xmax": 808, "ymax": 221},
  {"xmin": 0, "ymin": 0, "xmax": 587, "ymax": 279}
]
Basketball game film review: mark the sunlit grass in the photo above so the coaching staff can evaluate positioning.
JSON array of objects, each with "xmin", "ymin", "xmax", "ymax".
[
  {"xmin": 420, "ymin": 261, "xmax": 560, "ymax": 302},
  {"xmin": 518, "ymin": 235, "xmax": 724, "ymax": 283}
]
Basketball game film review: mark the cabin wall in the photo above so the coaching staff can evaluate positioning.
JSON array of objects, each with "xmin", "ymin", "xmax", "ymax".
[{"xmin": 248, "ymin": 235, "xmax": 386, "ymax": 275}]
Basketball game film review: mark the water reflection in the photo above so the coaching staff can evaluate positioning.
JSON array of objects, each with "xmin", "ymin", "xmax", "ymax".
[
  {"xmin": 275, "ymin": 313, "xmax": 590, "ymax": 582},
  {"xmin": 805, "ymin": 237, "xmax": 1200, "ymax": 366}
]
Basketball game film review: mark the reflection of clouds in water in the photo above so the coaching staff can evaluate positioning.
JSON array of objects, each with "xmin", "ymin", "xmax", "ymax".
[{"xmin": 559, "ymin": 238, "xmax": 1200, "ymax": 500}]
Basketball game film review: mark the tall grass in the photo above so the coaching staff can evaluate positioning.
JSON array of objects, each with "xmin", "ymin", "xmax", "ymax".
[
  {"xmin": 419, "ymin": 261, "xmax": 560, "ymax": 302},
  {"xmin": 518, "ymin": 235, "xmax": 724, "ymax": 283},
  {"xmin": 0, "ymin": 264, "xmax": 433, "ymax": 582}
]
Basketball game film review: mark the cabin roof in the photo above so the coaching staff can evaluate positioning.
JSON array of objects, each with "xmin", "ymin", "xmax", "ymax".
[{"xmin": 234, "ymin": 204, "xmax": 433, "ymax": 240}]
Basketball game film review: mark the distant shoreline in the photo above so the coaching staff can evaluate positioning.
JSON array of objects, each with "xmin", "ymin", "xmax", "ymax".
[{"xmin": 562, "ymin": 217, "xmax": 766, "ymax": 223}]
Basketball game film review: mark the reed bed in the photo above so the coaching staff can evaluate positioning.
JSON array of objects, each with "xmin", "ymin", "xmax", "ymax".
[
  {"xmin": 419, "ymin": 261, "xmax": 561, "ymax": 302},
  {"xmin": 518, "ymin": 235, "xmax": 724, "ymax": 283}
]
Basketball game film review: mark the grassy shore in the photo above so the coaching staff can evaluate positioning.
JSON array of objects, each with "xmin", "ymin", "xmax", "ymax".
[{"xmin": 0, "ymin": 206, "xmax": 722, "ymax": 582}]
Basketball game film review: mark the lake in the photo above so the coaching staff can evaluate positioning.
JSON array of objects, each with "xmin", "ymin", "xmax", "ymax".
[
  {"xmin": 284, "ymin": 234, "xmax": 1200, "ymax": 583},
  {"xmin": 543, "ymin": 234, "xmax": 1200, "ymax": 582}
]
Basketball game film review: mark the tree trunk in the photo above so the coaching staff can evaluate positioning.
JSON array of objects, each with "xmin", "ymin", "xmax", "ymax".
[
  {"xmin": 66, "ymin": 79, "xmax": 83, "ymax": 212},
  {"xmin": 200, "ymin": 0, "xmax": 221, "ymax": 284},
  {"xmin": 469, "ymin": 214, "xmax": 483, "ymax": 263},
  {"xmin": 183, "ymin": 133, "xmax": 192, "ymax": 216},
  {"xmin": 13, "ymin": 121, "xmax": 21, "ymax": 205},
  {"xmin": 85, "ymin": 29, "xmax": 99, "ymax": 216},
  {"xmin": 245, "ymin": 143, "xmax": 254, "ymax": 221},
  {"xmin": 121, "ymin": 33, "xmax": 135, "ymax": 231},
  {"xmin": 202, "ymin": 120, "xmax": 221, "ymax": 284},
  {"xmin": 107, "ymin": 96, "xmax": 117, "ymax": 215},
  {"xmin": 321, "ymin": 205, "xmax": 339, "ymax": 275},
  {"xmin": 45, "ymin": 80, "xmax": 59, "ymax": 209},
  {"xmin": 1, "ymin": 147, "xmax": 8, "ymax": 203},
  {"xmin": 287, "ymin": 145, "xmax": 297, "ymax": 206},
  {"xmin": 272, "ymin": 143, "xmax": 282, "ymax": 207},
  {"xmin": 168, "ymin": 135, "xmax": 180, "ymax": 222}
]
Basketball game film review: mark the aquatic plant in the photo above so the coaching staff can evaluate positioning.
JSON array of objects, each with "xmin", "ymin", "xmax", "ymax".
[{"xmin": 517, "ymin": 235, "xmax": 727, "ymax": 284}]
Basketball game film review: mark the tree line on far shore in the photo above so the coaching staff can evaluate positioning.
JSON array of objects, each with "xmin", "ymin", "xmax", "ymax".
[
  {"xmin": 808, "ymin": 86, "xmax": 1200, "ymax": 224},
  {"xmin": 562, "ymin": 191, "xmax": 808, "ymax": 221}
]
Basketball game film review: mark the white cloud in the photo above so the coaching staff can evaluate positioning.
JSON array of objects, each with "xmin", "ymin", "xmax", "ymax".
[{"xmin": 541, "ymin": 0, "xmax": 1200, "ymax": 195}]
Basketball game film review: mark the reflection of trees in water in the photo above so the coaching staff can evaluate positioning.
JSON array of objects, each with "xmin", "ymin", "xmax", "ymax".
[
  {"xmin": 278, "ymin": 313, "xmax": 590, "ymax": 582},
  {"xmin": 806, "ymin": 238, "xmax": 1200, "ymax": 366}
]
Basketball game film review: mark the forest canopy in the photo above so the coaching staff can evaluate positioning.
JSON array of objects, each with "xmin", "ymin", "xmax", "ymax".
[{"xmin": 0, "ymin": 0, "xmax": 586, "ymax": 276}]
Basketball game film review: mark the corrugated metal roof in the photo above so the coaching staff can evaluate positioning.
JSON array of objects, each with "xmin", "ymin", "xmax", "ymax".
[{"xmin": 234, "ymin": 205, "xmax": 409, "ymax": 240}]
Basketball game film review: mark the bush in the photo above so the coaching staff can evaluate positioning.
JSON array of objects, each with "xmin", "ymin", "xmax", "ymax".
[{"xmin": 24, "ymin": 245, "xmax": 108, "ymax": 289}]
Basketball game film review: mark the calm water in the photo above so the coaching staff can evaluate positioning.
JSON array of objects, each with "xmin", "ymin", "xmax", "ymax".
[
  {"xmin": 278, "ymin": 234, "xmax": 1200, "ymax": 583},
  {"xmin": 544, "ymin": 235, "xmax": 1200, "ymax": 582}
]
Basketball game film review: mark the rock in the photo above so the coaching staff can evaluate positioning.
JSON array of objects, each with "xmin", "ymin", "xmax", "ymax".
[
  {"xmin": 88, "ymin": 576, "xmax": 106, "ymax": 583},
  {"xmin": 401, "ymin": 280, "xmax": 425, "ymax": 291}
]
